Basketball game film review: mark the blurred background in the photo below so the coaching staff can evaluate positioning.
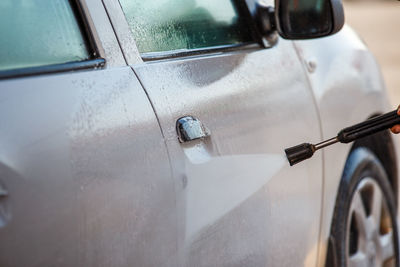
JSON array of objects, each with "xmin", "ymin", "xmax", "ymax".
[{"xmin": 344, "ymin": 0, "xmax": 400, "ymax": 108}]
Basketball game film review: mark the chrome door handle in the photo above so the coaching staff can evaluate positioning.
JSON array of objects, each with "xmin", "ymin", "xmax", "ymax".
[{"xmin": 176, "ymin": 116, "xmax": 210, "ymax": 143}]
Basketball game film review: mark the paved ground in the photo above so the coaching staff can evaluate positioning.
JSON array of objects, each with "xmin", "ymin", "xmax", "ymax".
[{"xmin": 344, "ymin": 0, "xmax": 400, "ymax": 107}]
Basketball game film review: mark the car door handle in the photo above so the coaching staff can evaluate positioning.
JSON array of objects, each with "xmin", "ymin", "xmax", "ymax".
[{"xmin": 176, "ymin": 116, "xmax": 210, "ymax": 143}]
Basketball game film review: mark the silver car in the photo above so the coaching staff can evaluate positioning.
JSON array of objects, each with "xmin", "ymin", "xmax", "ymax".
[{"xmin": 0, "ymin": 0, "xmax": 398, "ymax": 266}]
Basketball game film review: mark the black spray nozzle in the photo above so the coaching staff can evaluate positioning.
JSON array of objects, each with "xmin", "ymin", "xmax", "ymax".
[
  {"xmin": 285, "ymin": 143, "xmax": 316, "ymax": 166},
  {"xmin": 285, "ymin": 137, "xmax": 339, "ymax": 166}
]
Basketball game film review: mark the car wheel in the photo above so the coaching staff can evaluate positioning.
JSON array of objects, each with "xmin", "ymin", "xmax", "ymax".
[{"xmin": 329, "ymin": 148, "xmax": 399, "ymax": 267}]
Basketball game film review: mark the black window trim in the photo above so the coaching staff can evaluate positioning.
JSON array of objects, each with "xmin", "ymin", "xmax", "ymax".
[
  {"xmin": 0, "ymin": 59, "xmax": 105, "ymax": 80},
  {"xmin": 74, "ymin": 0, "xmax": 101, "ymax": 59},
  {"xmin": 0, "ymin": 0, "xmax": 105, "ymax": 80},
  {"xmin": 141, "ymin": 42, "xmax": 260, "ymax": 61}
]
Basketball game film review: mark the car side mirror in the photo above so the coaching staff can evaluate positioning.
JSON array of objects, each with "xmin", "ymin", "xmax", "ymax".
[{"xmin": 275, "ymin": 0, "xmax": 344, "ymax": 39}]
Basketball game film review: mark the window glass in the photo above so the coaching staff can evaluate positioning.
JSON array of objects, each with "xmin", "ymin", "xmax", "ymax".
[
  {"xmin": 0, "ymin": 0, "xmax": 90, "ymax": 71},
  {"xmin": 119, "ymin": 0, "xmax": 252, "ymax": 54}
]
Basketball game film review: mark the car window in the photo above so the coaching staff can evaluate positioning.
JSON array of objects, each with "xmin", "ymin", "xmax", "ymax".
[
  {"xmin": 0, "ymin": 0, "xmax": 90, "ymax": 72},
  {"xmin": 119, "ymin": 0, "xmax": 253, "ymax": 54}
]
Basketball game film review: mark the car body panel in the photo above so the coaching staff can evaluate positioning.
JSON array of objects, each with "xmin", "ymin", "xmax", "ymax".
[
  {"xmin": 101, "ymin": 0, "xmax": 142, "ymax": 65},
  {"xmin": 0, "ymin": 1, "xmax": 178, "ymax": 265},
  {"xmin": 0, "ymin": 67, "xmax": 178, "ymax": 267},
  {"xmin": 293, "ymin": 25, "xmax": 398, "ymax": 266},
  {"xmin": 129, "ymin": 39, "xmax": 323, "ymax": 265}
]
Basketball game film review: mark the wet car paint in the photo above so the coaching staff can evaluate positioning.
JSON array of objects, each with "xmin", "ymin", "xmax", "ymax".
[
  {"xmin": 0, "ymin": 66, "xmax": 179, "ymax": 266},
  {"xmin": 0, "ymin": 0, "xmax": 396, "ymax": 266},
  {"xmin": 129, "ymin": 39, "xmax": 323, "ymax": 265}
]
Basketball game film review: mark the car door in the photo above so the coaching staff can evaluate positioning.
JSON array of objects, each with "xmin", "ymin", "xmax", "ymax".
[
  {"xmin": 111, "ymin": 0, "xmax": 325, "ymax": 266},
  {"xmin": 0, "ymin": 1, "xmax": 177, "ymax": 266}
]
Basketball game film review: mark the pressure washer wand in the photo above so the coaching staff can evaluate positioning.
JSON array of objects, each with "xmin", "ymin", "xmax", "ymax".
[{"xmin": 285, "ymin": 109, "xmax": 400, "ymax": 166}]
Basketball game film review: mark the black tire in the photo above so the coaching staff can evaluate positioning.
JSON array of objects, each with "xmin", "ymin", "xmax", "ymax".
[{"xmin": 328, "ymin": 148, "xmax": 399, "ymax": 267}]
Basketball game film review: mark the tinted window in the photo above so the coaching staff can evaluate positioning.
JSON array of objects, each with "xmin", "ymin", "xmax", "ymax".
[
  {"xmin": 119, "ymin": 0, "xmax": 252, "ymax": 54},
  {"xmin": 0, "ymin": 1, "xmax": 90, "ymax": 71}
]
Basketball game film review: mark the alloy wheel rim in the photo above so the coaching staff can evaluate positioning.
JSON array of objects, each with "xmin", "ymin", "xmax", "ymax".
[{"xmin": 346, "ymin": 177, "xmax": 396, "ymax": 267}]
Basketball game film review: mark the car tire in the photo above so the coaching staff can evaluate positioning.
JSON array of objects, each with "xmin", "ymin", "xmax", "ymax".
[{"xmin": 328, "ymin": 147, "xmax": 399, "ymax": 267}]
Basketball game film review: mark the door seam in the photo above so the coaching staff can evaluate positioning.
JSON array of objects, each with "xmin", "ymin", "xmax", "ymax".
[{"xmin": 291, "ymin": 41, "xmax": 326, "ymax": 267}]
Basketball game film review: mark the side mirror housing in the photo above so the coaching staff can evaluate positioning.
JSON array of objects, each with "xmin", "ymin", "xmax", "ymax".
[{"xmin": 275, "ymin": 0, "xmax": 344, "ymax": 39}]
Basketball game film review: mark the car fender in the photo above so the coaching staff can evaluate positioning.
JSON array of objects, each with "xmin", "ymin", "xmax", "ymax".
[{"xmin": 292, "ymin": 25, "xmax": 396, "ymax": 267}]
